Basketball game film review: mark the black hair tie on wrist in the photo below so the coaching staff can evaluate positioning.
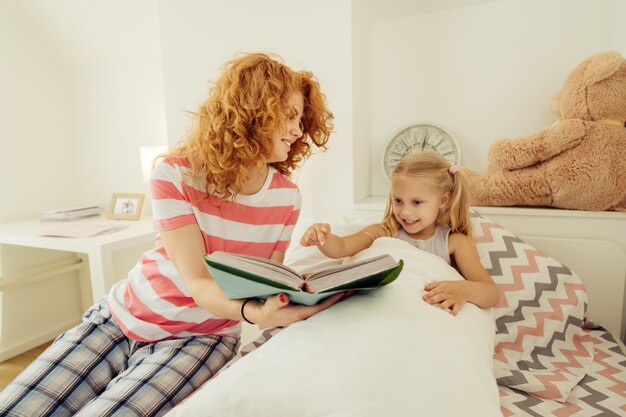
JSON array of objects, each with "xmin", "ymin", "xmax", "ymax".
[{"xmin": 240, "ymin": 298, "xmax": 255, "ymax": 324}]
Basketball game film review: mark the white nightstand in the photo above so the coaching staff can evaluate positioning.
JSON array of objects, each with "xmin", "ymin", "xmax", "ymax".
[{"xmin": 0, "ymin": 215, "xmax": 157, "ymax": 305}]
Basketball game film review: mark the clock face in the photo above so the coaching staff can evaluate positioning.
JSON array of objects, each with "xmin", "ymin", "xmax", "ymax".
[{"xmin": 382, "ymin": 123, "xmax": 461, "ymax": 181}]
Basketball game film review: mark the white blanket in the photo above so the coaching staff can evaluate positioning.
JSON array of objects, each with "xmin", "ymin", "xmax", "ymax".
[{"xmin": 166, "ymin": 237, "xmax": 502, "ymax": 417}]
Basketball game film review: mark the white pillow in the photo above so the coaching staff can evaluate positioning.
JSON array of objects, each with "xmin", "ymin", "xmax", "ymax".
[{"xmin": 166, "ymin": 238, "xmax": 501, "ymax": 417}]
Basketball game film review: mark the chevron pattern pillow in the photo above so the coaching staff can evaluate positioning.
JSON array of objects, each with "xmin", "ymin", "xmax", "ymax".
[{"xmin": 472, "ymin": 212, "xmax": 595, "ymax": 402}]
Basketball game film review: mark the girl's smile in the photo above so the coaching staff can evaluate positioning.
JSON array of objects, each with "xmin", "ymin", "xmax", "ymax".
[
  {"xmin": 390, "ymin": 175, "xmax": 450, "ymax": 240},
  {"xmin": 399, "ymin": 218, "xmax": 419, "ymax": 226}
]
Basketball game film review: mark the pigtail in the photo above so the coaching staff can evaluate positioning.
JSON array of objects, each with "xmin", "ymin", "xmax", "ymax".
[
  {"xmin": 444, "ymin": 170, "xmax": 473, "ymax": 238},
  {"xmin": 380, "ymin": 195, "xmax": 400, "ymax": 237}
]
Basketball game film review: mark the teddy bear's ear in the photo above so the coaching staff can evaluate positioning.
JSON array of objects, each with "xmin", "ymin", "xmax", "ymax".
[{"xmin": 583, "ymin": 50, "xmax": 624, "ymax": 87}]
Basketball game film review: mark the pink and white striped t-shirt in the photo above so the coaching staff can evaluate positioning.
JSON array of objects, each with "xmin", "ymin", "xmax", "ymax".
[{"xmin": 107, "ymin": 156, "xmax": 301, "ymax": 342}]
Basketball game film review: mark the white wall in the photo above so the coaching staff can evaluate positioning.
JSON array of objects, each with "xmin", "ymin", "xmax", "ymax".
[
  {"xmin": 2, "ymin": 0, "xmax": 624, "ymax": 218},
  {"xmin": 2, "ymin": 0, "xmax": 168, "ymax": 217},
  {"xmin": 616, "ymin": 1, "xmax": 626, "ymax": 52},
  {"xmin": 158, "ymin": 0, "xmax": 354, "ymax": 219},
  {"xmin": 0, "ymin": 1, "xmax": 73, "ymax": 222},
  {"xmin": 351, "ymin": 1, "xmax": 373, "ymax": 203},
  {"xmin": 366, "ymin": 0, "xmax": 624, "ymax": 197},
  {"xmin": 63, "ymin": 1, "xmax": 168, "ymax": 209}
]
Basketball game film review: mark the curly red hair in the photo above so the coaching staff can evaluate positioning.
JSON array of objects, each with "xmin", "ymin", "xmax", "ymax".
[{"xmin": 168, "ymin": 52, "xmax": 334, "ymax": 199}]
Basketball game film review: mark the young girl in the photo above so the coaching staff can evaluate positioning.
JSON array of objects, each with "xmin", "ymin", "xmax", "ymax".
[
  {"xmin": 0, "ymin": 53, "xmax": 346, "ymax": 417},
  {"xmin": 300, "ymin": 151, "xmax": 500, "ymax": 315}
]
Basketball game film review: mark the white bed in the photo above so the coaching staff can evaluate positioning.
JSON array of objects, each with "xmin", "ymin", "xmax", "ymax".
[{"xmin": 165, "ymin": 212, "xmax": 626, "ymax": 417}]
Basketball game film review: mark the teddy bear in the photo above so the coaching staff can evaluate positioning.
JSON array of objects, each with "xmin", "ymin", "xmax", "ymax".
[{"xmin": 462, "ymin": 50, "xmax": 626, "ymax": 211}]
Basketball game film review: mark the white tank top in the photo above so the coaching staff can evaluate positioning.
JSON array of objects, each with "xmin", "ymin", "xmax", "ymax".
[{"xmin": 396, "ymin": 226, "xmax": 451, "ymax": 265}]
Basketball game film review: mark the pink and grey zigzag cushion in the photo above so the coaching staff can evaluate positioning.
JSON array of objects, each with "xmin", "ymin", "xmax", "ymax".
[{"xmin": 471, "ymin": 212, "xmax": 595, "ymax": 402}]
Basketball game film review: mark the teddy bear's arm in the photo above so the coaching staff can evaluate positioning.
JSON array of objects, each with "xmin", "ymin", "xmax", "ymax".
[
  {"xmin": 487, "ymin": 119, "xmax": 586, "ymax": 170},
  {"xmin": 613, "ymin": 197, "xmax": 626, "ymax": 212}
]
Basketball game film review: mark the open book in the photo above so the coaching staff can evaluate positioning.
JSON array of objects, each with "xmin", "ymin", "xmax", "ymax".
[{"xmin": 204, "ymin": 251, "xmax": 404, "ymax": 306}]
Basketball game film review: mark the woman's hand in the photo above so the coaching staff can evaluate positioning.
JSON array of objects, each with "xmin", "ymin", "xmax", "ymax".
[
  {"xmin": 300, "ymin": 223, "xmax": 332, "ymax": 247},
  {"xmin": 244, "ymin": 292, "xmax": 351, "ymax": 327},
  {"xmin": 422, "ymin": 280, "xmax": 469, "ymax": 316}
]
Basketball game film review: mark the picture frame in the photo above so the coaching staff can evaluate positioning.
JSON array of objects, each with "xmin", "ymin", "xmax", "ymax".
[{"xmin": 107, "ymin": 193, "xmax": 145, "ymax": 220}]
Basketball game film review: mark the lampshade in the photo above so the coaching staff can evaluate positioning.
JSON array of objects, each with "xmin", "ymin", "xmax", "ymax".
[{"xmin": 140, "ymin": 145, "xmax": 168, "ymax": 183}]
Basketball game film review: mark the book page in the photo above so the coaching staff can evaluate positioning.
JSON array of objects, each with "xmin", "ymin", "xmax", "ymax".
[
  {"xmin": 208, "ymin": 252, "xmax": 303, "ymax": 287},
  {"xmin": 306, "ymin": 254, "xmax": 389, "ymax": 280},
  {"xmin": 306, "ymin": 255, "xmax": 399, "ymax": 293}
]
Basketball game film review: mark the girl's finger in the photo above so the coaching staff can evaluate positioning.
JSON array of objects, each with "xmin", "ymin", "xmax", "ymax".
[
  {"xmin": 423, "ymin": 287, "xmax": 441, "ymax": 300},
  {"xmin": 304, "ymin": 230, "xmax": 318, "ymax": 245},
  {"xmin": 424, "ymin": 293, "xmax": 437, "ymax": 304},
  {"xmin": 433, "ymin": 293, "xmax": 447, "ymax": 303}
]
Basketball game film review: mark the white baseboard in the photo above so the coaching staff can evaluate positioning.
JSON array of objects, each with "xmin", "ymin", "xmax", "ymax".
[{"xmin": 0, "ymin": 319, "xmax": 80, "ymax": 362}]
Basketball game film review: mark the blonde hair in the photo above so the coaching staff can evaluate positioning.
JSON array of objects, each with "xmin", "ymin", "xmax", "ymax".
[
  {"xmin": 166, "ymin": 52, "xmax": 334, "ymax": 200},
  {"xmin": 380, "ymin": 151, "xmax": 472, "ymax": 238}
]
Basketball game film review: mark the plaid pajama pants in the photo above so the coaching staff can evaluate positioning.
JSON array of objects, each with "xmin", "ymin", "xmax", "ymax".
[{"xmin": 0, "ymin": 301, "xmax": 238, "ymax": 417}]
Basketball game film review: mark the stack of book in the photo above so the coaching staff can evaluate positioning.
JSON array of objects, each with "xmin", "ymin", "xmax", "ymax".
[
  {"xmin": 41, "ymin": 223, "xmax": 128, "ymax": 238},
  {"xmin": 40, "ymin": 205, "xmax": 104, "ymax": 221}
]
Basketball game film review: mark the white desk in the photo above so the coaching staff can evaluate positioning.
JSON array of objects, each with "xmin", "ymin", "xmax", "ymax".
[{"xmin": 0, "ymin": 215, "xmax": 157, "ymax": 304}]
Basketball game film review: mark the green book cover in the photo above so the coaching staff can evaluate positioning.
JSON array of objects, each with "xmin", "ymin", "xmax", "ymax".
[{"xmin": 204, "ymin": 252, "xmax": 403, "ymax": 306}]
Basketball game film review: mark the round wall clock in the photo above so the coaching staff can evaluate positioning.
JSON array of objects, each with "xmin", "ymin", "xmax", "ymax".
[{"xmin": 381, "ymin": 123, "xmax": 461, "ymax": 181}]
